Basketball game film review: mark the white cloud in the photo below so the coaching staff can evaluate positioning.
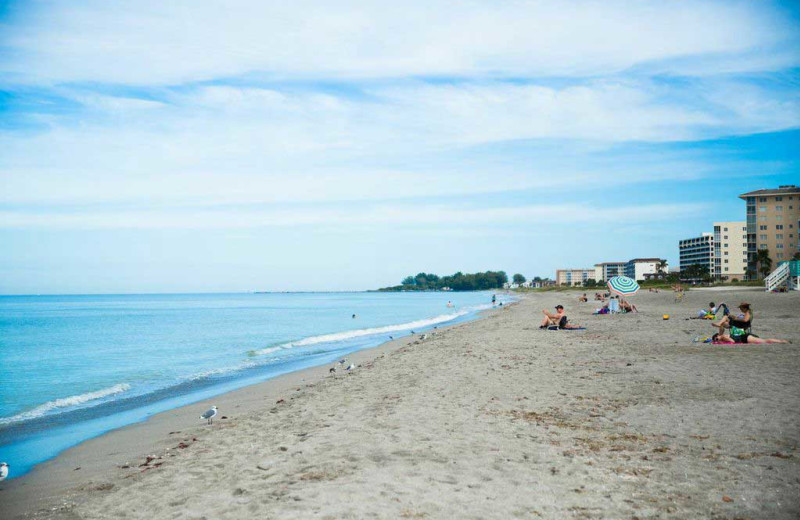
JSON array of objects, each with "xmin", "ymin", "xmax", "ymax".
[
  {"xmin": 1, "ymin": 1, "xmax": 796, "ymax": 85},
  {"xmin": 1, "ymin": 76, "xmax": 796, "ymax": 210}
]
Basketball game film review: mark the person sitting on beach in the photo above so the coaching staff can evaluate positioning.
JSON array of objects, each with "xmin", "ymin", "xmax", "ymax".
[
  {"xmin": 540, "ymin": 305, "xmax": 565, "ymax": 329},
  {"xmin": 691, "ymin": 302, "xmax": 717, "ymax": 319},
  {"xmin": 619, "ymin": 299, "xmax": 638, "ymax": 313},
  {"xmin": 540, "ymin": 305, "xmax": 583, "ymax": 329},
  {"xmin": 712, "ymin": 332, "xmax": 789, "ymax": 345},
  {"xmin": 579, "ymin": 293, "xmax": 588, "ymax": 302},
  {"xmin": 712, "ymin": 302, "xmax": 751, "ymax": 336}
]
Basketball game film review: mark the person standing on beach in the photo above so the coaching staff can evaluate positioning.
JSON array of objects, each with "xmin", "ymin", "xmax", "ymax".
[{"xmin": 492, "ymin": 294, "xmax": 496, "ymax": 305}]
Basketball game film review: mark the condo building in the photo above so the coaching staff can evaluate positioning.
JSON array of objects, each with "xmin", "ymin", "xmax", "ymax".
[
  {"xmin": 678, "ymin": 233, "xmax": 714, "ymax": 274},
  {"xmin": 624, "ymin": 258, "xmax": 667, "ymax": 281},
  {"xmin": 740, "ymin": 185, "xmax": 800, "ymax": 277},
  {"xmin": 713, "ymin": 221, "xmax": 747, "ymax": 280},
  {"xmin": 555, "ymin": 268, "xmax": 595, "ymax": 286},
  {"xmin": 594, "ymin": 262, "xmax": 626, "ymax": 282}
]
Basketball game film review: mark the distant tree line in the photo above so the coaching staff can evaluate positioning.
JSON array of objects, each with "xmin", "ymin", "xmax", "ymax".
[{"xmin": 378, "ymin": 271, "xmax": 508, "ymax": 291}]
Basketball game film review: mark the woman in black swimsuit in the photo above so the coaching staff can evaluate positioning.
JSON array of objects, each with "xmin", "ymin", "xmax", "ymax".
[
  {"xmin": 713, "ymin": 302, "xmax": 752, "ymax": 335},
  {"xmin": 712, "ymin": 332, "xmax": 789, "ymax": 344}
]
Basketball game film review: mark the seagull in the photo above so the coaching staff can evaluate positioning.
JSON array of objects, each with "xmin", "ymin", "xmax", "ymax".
[
  {"xmin": 200, "ymin": 406, "xmax": 218, "ymax": 425},
  {"xmin": 329, "ymin": 367, "xmax": 336, "ymax": 374},
  {"xmin": 389, "ymin": 336, "xmax": 393, "ymax": 340},
  {"xmin": 410, "ymin": 330, "xmax": 415, "ymax": 334},
  {"xmin": 420, "ymin": 334, "xmax": 428, "ymax": 340},
  {"xmin": 338, "ymin": 358, "xmax": 347, "ymax": 364},
  {"xmin": 346, "ymin": 364, "xmax": 355, "ymax": 371},
  {"xmin": 0, "ymin": 462, "xmax": 8, "ymax": 481}
]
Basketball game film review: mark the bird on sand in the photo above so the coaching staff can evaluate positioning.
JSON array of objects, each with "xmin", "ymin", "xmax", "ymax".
[
  {"xmin": 200, "ymin": 406, "xmax": 218, "ymax": 425},
  {"xmin": 346, "ymin": 364, "xmax": 355, "ymax": 371},
  {"xmin": 0, "ymin": 462, "xmax": 8, "ymax": 481},
  {"xmin": 338, "ymin": 358, "xmax": 347, "ymax": 364},
  {"xmin": 329, "ymin": 367, "xmax": 336, "ymax": 374}
]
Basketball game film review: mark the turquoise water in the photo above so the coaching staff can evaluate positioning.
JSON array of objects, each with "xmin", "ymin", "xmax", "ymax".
[{"xmin": 0, "ymin": 291, "xmax": 506, "ymax": 479}]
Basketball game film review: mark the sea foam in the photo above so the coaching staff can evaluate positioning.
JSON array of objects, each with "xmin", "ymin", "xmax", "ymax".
[
  {"xmin": 0, "ymin": 383, "xmax": 132, "ymax": 425},
  {"xmin": 250, "ymin": 304, "xmax": 492, "ymax": 357}
]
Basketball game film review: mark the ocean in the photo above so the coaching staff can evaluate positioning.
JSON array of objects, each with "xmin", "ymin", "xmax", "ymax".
[{"xmin": 0, "ymin": 291, "xmax": 508, "ymax": 479}]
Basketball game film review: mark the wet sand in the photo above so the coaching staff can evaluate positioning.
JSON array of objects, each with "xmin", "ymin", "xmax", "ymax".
[{"xmin": 4, "ymin": 289, "xmax": 799, "ymax": 519}]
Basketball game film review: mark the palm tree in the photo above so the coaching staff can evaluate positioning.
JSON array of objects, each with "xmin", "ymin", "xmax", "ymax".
[
  {"xmin": 657, "ymin": 259, "xmax": 668, "ymax": 275},
  {"xmin": 756, "ymin": 249, "xmax": 773, "ymax": 278}
]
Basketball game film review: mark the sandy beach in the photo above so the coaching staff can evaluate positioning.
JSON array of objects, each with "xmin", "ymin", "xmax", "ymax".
[{"xmin": 4, "ymin": 289, "xmax": 800, "ymax": 519}]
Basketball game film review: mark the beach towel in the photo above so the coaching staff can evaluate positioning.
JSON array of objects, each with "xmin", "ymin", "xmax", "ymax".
[{"xmin": 547, "ymin": 326, "xmax": 587, "ymax": 331}]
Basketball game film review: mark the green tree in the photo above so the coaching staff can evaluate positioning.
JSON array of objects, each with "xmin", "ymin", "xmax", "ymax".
[
  {"xmin": 681, "ymin": 264, "xmax": 711, "ymax": 282},
  {"xmin": 402, "ymin": 276, "xmax": 415, "ymax": 286},
  {"xmin": 657, "ymin": 259, "xmax": 668, "ymax": 274},
  {"xmin": 756, "ymin": 249, "xmax": 773, "ymax": 278},
  {"xmin": 512, "ymin": 273, "xmax": 526, "ymax": 285},
  {"xmin": 793, "ymin": 251, "xmax": 800, "ymax": 261}
]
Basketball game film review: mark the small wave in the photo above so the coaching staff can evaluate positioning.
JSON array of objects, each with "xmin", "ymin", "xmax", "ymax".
[
  {"xmin": 250, "ymin": 304, "xmax": 491, "ymax": 356},
  {"xmin": 0, "ymin": 383, "xmax": 132, "ymax": 425},
  {"xmin": 246, "ymin": 345, "xmax": 284, "ymax": 357},
  {"xmin": 183, "ymin": 361, "xmax": 259, "ymax": 381}
]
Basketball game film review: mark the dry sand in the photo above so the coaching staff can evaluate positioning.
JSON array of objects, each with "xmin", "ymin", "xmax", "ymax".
[{"xmin": 4, "ymin": 289, "xmax": 800, "ymax": 519}]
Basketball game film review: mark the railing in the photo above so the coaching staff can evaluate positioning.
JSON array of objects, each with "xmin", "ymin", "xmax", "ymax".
[{"xmin": 765, "ymin": 262, "xmax": 790, "ymax": 291}]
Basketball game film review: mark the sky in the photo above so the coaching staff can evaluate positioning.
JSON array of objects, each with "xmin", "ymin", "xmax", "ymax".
[{"xmin": 1, "ymin": 0, "xmax": 799, "ymax": 294}]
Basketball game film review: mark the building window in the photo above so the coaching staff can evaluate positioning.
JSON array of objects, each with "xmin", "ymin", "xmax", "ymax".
[
  {"xmin": 777, "ymin": 234, "xmax": 784, "ymax": 239},
  {"xmin": 776, "ymin": 215, "xmax": 783, "ymax": 221},
  {"xmin": 777, "ymin": 225, "xmax": 783, "ymax": 230},
  {"xmin": 759, "ymin": 216, "xmax": 767, "ymax": 221},
  {"xmin": 777, "ymin": 253, "xmax": 784, "ymax": 259},
  {"xmin": 760, "ymin": 244, "xmax": 768, "ymax": 249},
  {"xmin": 759, "ymin": 226, "xmax": 766, "ymax": 230},
  {"xmin": 759, "ymin": 197, "xmax": 767, "ymax": 202},
  {"xmin": 759, "ymin": 234, "xmax": 767, "ymax": 241},
  {"xmin": 775, "ymin": 196, "xmax": 783, "ymax": 201},
  {"xmin": 776, "ymin": 244, "xmax": 784, "ymax": 249},
  {"xmin": 759, "ymin": 206, "xmax": 767, "ymax": 212},
  {"xmin": 776, "ymin": 205, "xmax": 783, "ymax": 211}
]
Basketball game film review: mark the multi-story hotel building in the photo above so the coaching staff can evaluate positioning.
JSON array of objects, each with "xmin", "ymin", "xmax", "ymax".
[
  {"xmin": 555, "ymin": 268, "xmax": 595, "ymax": 286},
  {"xmin": 594, "ymin": 262, "xmax": 626, "ymax": 282},
  {"xmin": 624, "ymin": 258, "xmax": 667, "ymax": 281},
  {"xmin": 740, "ymin": 185, "xmax": 800, "ymax": 277},
  {"xmin": 679, "ymin": 233, "xmax": 714, "ymax": 274},
  {"xmin": 713, "ymin": 221, "xmax": 747, "ymax": 280}
]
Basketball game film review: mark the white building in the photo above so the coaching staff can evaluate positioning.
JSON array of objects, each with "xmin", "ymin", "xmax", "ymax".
[
  {"xmin": 556, "ymin": 268, "xmax": 595, "ymax": 286},
  {"xmin": 679, "ymin": 232, "xmax": 714, "ymax": 274},
  {"xmin": 624, "ymin": 258, "xmax": 667, "ymax": 281},
  {"xmin": 594, "ymin": 262, "xmax": 626, "ymax": 282},
  {"xmin": 713, "ymin": 221, "xmax": 747, "ymax": 280}
]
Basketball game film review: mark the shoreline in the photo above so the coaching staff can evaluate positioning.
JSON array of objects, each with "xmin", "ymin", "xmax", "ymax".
[
  {"xmin": 2, "ymin": 302, "xmax": 510, "ymax": 517},
  {"xmin": 5, "ymin": 290, "xmax": 799, "ymax": 519}
]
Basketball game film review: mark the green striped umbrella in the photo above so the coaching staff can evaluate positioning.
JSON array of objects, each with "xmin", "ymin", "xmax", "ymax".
[{"xmin": 607, "ymin": 276, "xmax": 640, "ymax": 296}]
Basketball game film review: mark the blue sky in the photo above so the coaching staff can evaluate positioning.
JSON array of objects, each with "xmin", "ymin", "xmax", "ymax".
[{"xmin": 1, "ymin": 0, "xmax": 799, "ymax": 294}]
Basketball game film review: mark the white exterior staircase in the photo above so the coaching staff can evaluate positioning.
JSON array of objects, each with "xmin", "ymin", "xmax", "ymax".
[{"xmin": 765, "ymin": 261, "xmax": 799, "ymax": 291}]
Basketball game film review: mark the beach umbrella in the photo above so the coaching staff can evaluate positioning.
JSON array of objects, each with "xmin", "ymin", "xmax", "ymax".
[{"xmin": 607, "ymin": 276, "xmax": 640, "ymax": 297}]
